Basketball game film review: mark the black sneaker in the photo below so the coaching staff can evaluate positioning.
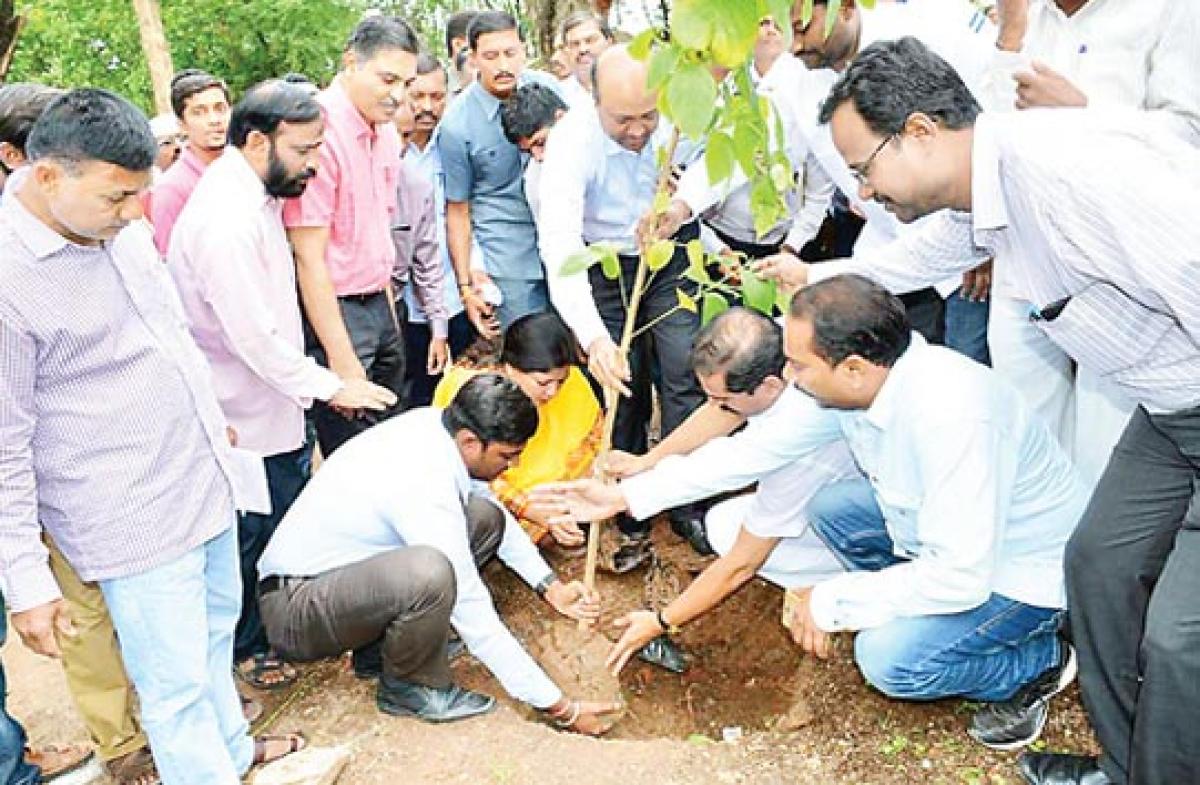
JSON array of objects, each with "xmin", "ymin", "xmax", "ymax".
[
  {"xmin": 669, "ymin": 516, "xmax": 716, "ymax": 557},
  {"xmin": 969, "ymin": 642, "xmax": 1078, "ymax": 750}
]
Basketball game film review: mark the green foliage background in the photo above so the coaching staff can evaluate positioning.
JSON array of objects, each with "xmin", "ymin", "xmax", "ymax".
[{"xmin": 7, "ymin": 0, "xmax": 524, "ymax": 112}]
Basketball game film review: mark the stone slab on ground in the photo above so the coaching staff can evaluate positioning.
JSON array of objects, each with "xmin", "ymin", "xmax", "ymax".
[{"xmin": 251, "ymin": 745, "xmax": 350, "ymax": 785}]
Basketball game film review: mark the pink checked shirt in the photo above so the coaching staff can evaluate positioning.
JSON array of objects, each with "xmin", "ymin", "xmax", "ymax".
[
  {"xmin": 282, "ymin": 78, "xmax": 400, "ymax": 296},
  {"xmin": 168, "ymin": 149, "xmax": 342, "ymax": 457},
  {"xmin": 150, "ymin": 145, "xmax": 210, "ymax": 256}
]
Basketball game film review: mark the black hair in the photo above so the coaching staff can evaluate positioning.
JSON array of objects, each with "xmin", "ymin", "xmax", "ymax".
[
  {"xmin": 499, "ymin": 311, "xmax": 578, "ymax": 373},
  {"xmin": 500, "ymin": 83, "xmax": 566, "ymax": 145},
  {"xmin": 818, "ymin": 37, "xmax": 980, "ymax": 135},
  {"xmin": 454, "ymin": 47, "xmax": 471, "ymax": 74},
  {"xmin": 788, "ymin": 274, "xmax": 911, "ymax": 368},
  {"xmin": 228, "ymin": 81, "xmax": 322, "ymax": 148},
  {"xmin": 468, "ymin": 11, "xmax": 520, "ymax": 51},
  {"xmin": 281, "ymin": 72, "xmax": 315, "ymax": 86},
  {"xmin": 446, "ymin": 10, "xmax": 478, "ymax": 57},
  {"xmin": 170, "ymin": 68, "xmax": 229, "ymax": 118},
  {"xmin": 441, "ymin": 373, "xmax": 539, "ymax": 446},
  {"xmin": 560, "ymin": 11, "xmax": 613, "ymax": 43},
  {"xmin": 690, "ymin": 307, "xmax": 786, "ymax": 393},
  {"xmin": 345, "ymin": 14, "xmax": 421, "ymax": 61},
  {"xmin": 0, "ymin": 83, "xmax": 66, "ymax": 155},
  {"xmin": 416, "ymin": 52, "xmax": 445, "ymax": 77},
  {"xmin": 26, "ymin": 88, "xmax": 156, "ymax": 172}
]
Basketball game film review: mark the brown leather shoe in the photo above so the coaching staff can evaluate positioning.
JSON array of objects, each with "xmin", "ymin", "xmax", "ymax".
[
  {"xmin": 24, "ymin": 743, "xmax": 93, "ymax": 780},
  {"xmin": 103, "ymin": 747, "xmax": 160, "ymax": 785}
]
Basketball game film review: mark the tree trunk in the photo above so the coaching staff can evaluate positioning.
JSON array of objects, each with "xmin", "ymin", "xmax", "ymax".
[
  {"xmin": 0, "ymin": 0, "xmax": 23, "ymax": 81},
  {"xmin": 523, "ymin": 0, "xmax": 590, "ymax": 58},
  {"xmin": 131, "ymin": 0, "xmax": 174, "ymax": 115}
]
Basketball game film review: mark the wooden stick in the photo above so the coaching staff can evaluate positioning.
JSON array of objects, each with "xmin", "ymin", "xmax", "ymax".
[{"xmin": 581, "ymin": 127, "xmax": 683, "ymax": 620}]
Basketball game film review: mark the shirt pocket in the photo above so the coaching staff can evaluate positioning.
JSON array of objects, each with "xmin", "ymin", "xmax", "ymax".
[
  {"xmin": 470, "ymin": 144, "xmax": 519, "ymax": 187},
  {"xmin": 1034, "ymin": 282, "xmax": 1175, "ymax": 378}
]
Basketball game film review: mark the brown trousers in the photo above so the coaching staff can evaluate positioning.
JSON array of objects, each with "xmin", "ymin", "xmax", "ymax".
[
  {"xmin": 45, "ymin": 537, "xmax": 148, "ymax": 762},
  {"xmin": 259, "ymin": 495, "xmax": 503, "ymax": 687}
]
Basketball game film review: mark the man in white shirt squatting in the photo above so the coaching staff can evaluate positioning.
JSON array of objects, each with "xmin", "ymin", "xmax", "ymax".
[
  {"xmin": 257, "ymin": 374, "xmax": 621, "ymax": 733},
  {"xmin": 531, "ymin": 308, "xmax": 858, "ymax": 671}
]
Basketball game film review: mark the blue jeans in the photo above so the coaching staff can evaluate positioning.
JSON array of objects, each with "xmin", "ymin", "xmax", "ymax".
[
  {"xmin": 807, "ymin": 480, "xmax": 1061, "ymax": 702},
  {"xmin": 100, "ymin": 525, "xmax": 252, "ymax": 785},
  {"xmin": 0, "ymin": 598, "xmax": 40, "ymax": 785},
  {"xmin": 944, "ymin": 287, "xmax": 992, "ymax": 366},
  {"xmin": 492, "ymin": 277, "xmax": 549, "ymax": 329}
]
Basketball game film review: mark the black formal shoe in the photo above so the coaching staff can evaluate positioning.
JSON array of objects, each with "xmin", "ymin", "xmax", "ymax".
[
  {"xmin": 969, "ymin": 641, "xmax": 1077, "ymax": 750},
  {"xmin": 1018, "ymin": 752, "xmax": 1110, "ymax": 785},
  {"xmin": 376, "ymin": 677, "xmax": 496, "ymax": 723},
  {"xmin": 352, "ymin": 642, "xmax": 383, "ymax": 680},
  {"xmin": 670, "ymin": 516, "xmax": 716, "ymax": 557},
  {"xmin": 637, "ymin": 635, "xmax": 689, "ymax": 673},
  {"xmin": 609, "ymin": 534, "xmax": 653, "ymax": 574}
]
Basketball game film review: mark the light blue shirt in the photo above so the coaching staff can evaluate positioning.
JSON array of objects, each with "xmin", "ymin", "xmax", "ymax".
[
  {"xmin": 437, "ymin": 72, "xmax": 559, "ymax": 281},
  {"xmin": 403, "ymin": 138, "xmax": 463, "ymax": 322},
  {"xmin": 259, "ymin": 407, "xmax": 561, "ymax": 708},
  {"xmin": 761, "ymin": 336, "xmax": 1088, "ymax": 632}
]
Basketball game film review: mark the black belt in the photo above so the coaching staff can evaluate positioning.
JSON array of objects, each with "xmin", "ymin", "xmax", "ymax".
[
  {"xmin": 259, "ymin": 575, "xmax": 299, "ymax": 594},
  {"xmin": 338, "ymin": 289, "xmax": 386, "ymax": 304}
]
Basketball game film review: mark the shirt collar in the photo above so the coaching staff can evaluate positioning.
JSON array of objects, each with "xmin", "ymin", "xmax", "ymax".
[
  {"xmin": 468, "ymin": 81, "xmax": 503, "ymax": 122},
  {"xmin": 970, "ymin": 113, "xmax": 1010, "ymax": 237},
  {"xmin": 432, "ymin": 412, "xmax": 473, "ymax": 505},
  {"xmin": 221, "ymin": 147, "xmax": 273, "ymax": 209},
  {"xmin": 323, "ymin": 77, "xmax": 377, "ymax": 141},
  {"xmin": 863, "ymin": 332, "xmax": 926, "ymax": 430},
  {"xmin": 177, "ymin": 144, "xmax": 209, "ymax": 177},
  {"xmin": 3, "ymin": 175, "xmax": 86, "ymax": 261}
]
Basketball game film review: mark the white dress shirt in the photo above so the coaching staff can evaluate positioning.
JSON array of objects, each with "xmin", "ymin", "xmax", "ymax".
[
  {"xmin": 621, "ymin": 386, "xmax": 860, "ymax": 523},
  {"xmin": 402, "ymin": 137, "xmax": 467, "ymax": 322},
  {"xmin": 538, "ymin": 104, "xmax": 711, "ymax": 350},
  {"xmin": 812, "ymin": 108, "xmax": 1200, "ymax": 414},
  {"xmin": 560, "ymin": 75, "xmax": 592, "ymax": 111},
  {"xmin": 982, "ymin": 0, "xmax": 1200, "ymax": 144},
  {"xmin": 258, "ymin": 408, "xmax": 562, "ymax": 708},
  {"xmin": 168, "ymin": 149, "xmax": 341, "ymax": 456},
  {"xmin": 809, "ymin": 336, "xmax": 1087, "ymax": 632}
]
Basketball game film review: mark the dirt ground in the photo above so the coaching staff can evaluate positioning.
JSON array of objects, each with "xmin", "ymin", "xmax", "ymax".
[{"xmin": 6, "ymin": 518, "xmax": 1099, "ymax": 785}]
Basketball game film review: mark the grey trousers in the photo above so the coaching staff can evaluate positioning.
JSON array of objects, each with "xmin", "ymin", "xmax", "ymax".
[
  {"xmin": 1065, "ymin": 404, "xmax": 1200, "ymax": 785},
  {"xmin": 259, "ymin": 496, "xmax": 503, "ymax": 687}
]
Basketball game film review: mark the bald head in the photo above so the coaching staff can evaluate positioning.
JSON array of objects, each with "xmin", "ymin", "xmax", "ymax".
[
  {"xmin": 691, "ymin": 307, "xmax": 786, "ymax": 394},
  {"xmin": 593, "ymin": 44, "xmax": 659, "ymax": 152}
]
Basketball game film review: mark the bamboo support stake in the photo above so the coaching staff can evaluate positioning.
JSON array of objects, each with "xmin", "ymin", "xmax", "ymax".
[{"xmin": 581, "ymin": 127, "xmax": 683, "ymax": 622}]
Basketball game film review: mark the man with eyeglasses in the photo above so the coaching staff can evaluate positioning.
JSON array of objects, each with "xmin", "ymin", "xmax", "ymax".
[
  {"xmin": 557, "ymin": 11, "xmax": 613, "ymax": 109},
  {"xmin": 756, "ymin": 0, "xmax": 999, "ymax": 366},
  {"xmin": 784, "ymin": 38, "xmax": 1200, "ymax": 785}
]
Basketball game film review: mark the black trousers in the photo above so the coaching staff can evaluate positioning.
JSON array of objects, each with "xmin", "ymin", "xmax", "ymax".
[
  {"xmin": 589, "ymin": 225, "xmax": 706, "ymax": 535},
  {"xmin": 1065, "ymin": 404, "xmax": 1200, "ymax": 785},
  {"xmin": 233, "ymin": 444, "xmax": 310, "ymax": 662},
  {"xmin": 259, "ymin": 496, "xmax": 503, "ymax": 688},
  {"xmin": 401, "ymin": 311, "xmax": 475, "ymax": 411},
  {"xmin": 304, "ymin": 290, "xmax": 405, "ymax": 456}
]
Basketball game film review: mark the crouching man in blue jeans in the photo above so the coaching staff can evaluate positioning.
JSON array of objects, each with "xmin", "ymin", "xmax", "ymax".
[{"xmin": 780, "ymin": 275, "xmax": 1089, "ymax": 750}]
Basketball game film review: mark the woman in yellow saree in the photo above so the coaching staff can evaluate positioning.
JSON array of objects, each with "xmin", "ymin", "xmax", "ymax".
[{"xmin": 433, "ymin": 312, "xmax": 602, "ymax": 546}]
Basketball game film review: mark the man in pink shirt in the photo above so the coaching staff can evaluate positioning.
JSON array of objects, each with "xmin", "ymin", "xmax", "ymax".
[
  {"xmin": 284, "ymin": 15, "xmax": 420, "ymax": 455},
  {"xmin": 149, "ymin": 69, "xmax": 230, "ymax": 256},
  {"xmin": 168, "ymin": 80, "xmax": 398, "ymax": 690}
]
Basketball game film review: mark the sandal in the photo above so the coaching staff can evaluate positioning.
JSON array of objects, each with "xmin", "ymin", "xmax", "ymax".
[
  {"xmin": 236, "ymin": 651, "xmax": 299, "ymax": 690},
  {"xmin": 253, "ymin": 732, "xmax": 307, "ymax": 766},
  {"xmin": 104, "ymin": 747, "xmax": 161, "ymax": 785},
  {"xmin": 241, "ymin": 694, "xmax": 264, "ymax": 724}
]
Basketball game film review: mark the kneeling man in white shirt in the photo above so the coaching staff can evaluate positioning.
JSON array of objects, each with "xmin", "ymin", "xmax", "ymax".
[{"xmin": 257, "ymin": 374, "xmax": 621, "ymax": 733}]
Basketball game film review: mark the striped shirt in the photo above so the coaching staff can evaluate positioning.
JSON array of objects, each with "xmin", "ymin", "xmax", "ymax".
[
  {"xmin": 812, "ymin": 108, "xmax": 1200, "ymax": 414},
  {"xmin": 0, "ymin": 183, "xmax": 239, "ymax": 612}
]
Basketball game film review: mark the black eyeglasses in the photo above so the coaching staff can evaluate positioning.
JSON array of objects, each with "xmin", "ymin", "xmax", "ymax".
[{"xmin": 849, "ymin": 133, "xmax": 896, "ymax": 186}]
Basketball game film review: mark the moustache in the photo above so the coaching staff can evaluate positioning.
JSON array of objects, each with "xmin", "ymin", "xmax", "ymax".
[
  {"xmin": 414, "ymin": 111, "xmax": 437, "ymax": 123},
  {"xmin": 494, "ymin": 72, "xmax": 515, "ymax": 81}
]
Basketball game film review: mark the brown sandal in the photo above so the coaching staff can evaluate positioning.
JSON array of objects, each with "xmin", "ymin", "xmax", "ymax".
[
  {"xmin": 104, "ymin": 747, "xmax": 161, "ymax": 785},
  {"xmin": 253, "ymin": 732, "xmax": 307, "ymax": 766}
]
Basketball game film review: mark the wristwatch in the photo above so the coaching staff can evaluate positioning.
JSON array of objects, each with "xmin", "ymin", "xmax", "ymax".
[
  {"xmin": 534, "ymin": 573, "xmax": 556, "ymax": 599},
  {"xmin": 656, "ymin": 608, "xmax": 681, "ymax": 637}
]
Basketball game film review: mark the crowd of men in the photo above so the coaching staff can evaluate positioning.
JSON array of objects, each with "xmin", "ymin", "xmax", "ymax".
[{"xmin": 0, "ymin": 1, "xmax": 1198, "ymax": 784}]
